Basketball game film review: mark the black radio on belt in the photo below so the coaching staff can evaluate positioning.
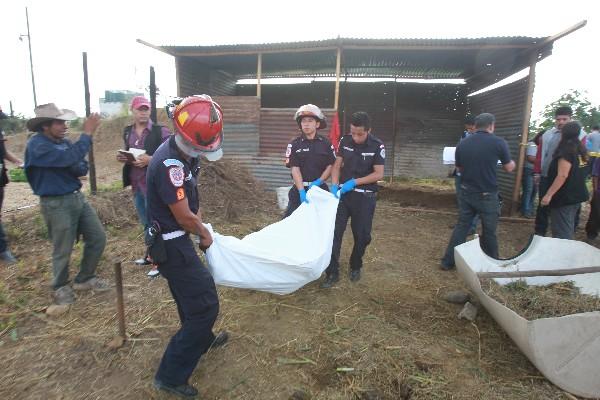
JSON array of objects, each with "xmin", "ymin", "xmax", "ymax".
[{"xmin": 147, "ymin": 221, "xmax": 168, "ymax": 264}]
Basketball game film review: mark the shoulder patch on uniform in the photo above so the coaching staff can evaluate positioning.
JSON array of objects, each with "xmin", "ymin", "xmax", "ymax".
[
  {"xmin": 380, "ymin": 146, "xmax": 386, "ymax": 159},
  {"xmin": 285, "ymin": 143, "xmax": 292, "ymax": 157},
  {"xmin": 163, "ymin": 158, "xmax": 184, "ymax": 168},
  {"xmin": 168, "ymin": 166, "xmax": 185, "ymax": 187}
]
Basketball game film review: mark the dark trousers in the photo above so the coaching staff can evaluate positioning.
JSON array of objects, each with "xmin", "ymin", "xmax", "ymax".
[
  {"xmin": 535, "ymin": 177, "xmax": 581, "ymax": 235},
  {"xmin": 40, "ymin": 192, "xmax": 106, "ymax": 290},
  {"xmin": 454, "ymin": 175, "xmax": 479, "ymax": 232},
  {"xmin": 156, "ymin": 235, "xmax": 219, "ymax": 386},
  {"xmin": 326, "ymin": 191, "xmax": 376, "ymax": 277},
  {"xmin": 586, "ymin": 193, "xmax": 600, "ymax": 239},
  {"xmin": 550, "ymin": 204, "xmax": 579, "ymax": 240},
  {"xmin": 535, "ymin": 177, "xmax": 550, "ymax": 235},
  {"xmin": 0, "ymin": 186, "xmax": 6, "ymax": 253},
  {"xmin": 283, "ymin": 183, "xmax": 329, "ymax": 218},
  {"xmin": 442, "ymin": 189, "xmax": 499, "ymax": 267}
]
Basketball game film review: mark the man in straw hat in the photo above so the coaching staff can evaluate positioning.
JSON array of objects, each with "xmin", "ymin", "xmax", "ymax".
[{"xmin": 24, "ymin": 103, "xmax": 110, "ymax": 305}]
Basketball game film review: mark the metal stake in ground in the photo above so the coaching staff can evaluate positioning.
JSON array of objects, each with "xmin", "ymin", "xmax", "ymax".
[
  {"xmin": 106, "ymin": 262, "xmax": 127, "ymax": 349},
  {"xmin": 82, "ymin": 51, "xmax": 97, "ymax": 195}
]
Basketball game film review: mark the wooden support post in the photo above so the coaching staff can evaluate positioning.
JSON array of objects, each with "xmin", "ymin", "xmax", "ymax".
[
  {"xmin": 82, "ymin": 52, "xmax": 97, "ymax": 195},
  {"xmin": 334, "ymin": 47, "xmax": 341, "ymax": 110},
  {"xmin": 114, "ymin": 262, "xmax": 126, "ymax": 339},
  {"xmin": 390, "ymin": 78, "xmax": 398, "ymax": 183},
  {"xmin": 150, "ymin": 66, "xmax": 157, "ymax": 124},
  {"xmin": 510, "ymin": 53, "xmax": 537, "ymax": 216},
  {"xmin": 256, "ymin": 53, "xmax": 262, "ymax": 99}
]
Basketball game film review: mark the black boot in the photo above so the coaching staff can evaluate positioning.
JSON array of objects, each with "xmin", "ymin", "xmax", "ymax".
[
  {"xmin": 349, "ymin": 269, "xmax": 361, "ymax": 282},
  {"xmin": 153, "ymin": 379, "xmax": 198, "ymax": 398},
  {"xmin": 320, "ymin": 274, "xmax": 339, "ymax": 288}
]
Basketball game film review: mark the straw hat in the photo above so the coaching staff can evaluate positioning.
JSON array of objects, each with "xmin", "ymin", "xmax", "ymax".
[{"xmin": 27, "ymin": 103, "xmax": 77, "ymax": 131}]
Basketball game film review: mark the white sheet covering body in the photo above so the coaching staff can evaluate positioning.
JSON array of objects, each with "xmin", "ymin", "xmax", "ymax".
[{"xmin": 205, "ymin": 187, "xmax": 339, "ymax": 295}]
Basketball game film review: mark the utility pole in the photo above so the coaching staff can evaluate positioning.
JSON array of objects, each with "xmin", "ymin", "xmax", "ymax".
[{"xmin": 20, "ymin": 7, "xmax": 37, "ymax": 107}]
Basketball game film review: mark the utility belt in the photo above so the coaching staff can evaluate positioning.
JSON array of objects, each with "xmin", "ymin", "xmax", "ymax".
[
  {"xmin": 40, "ymin": 189, "xmax": 81, "ymax": 199},
  {"xmin": 147, "ymin": 222, "xmax": 187, "ymax": 264},
  {"xmin": 301, "ymin": 181, "xmax": 328, "ymax": 187}
]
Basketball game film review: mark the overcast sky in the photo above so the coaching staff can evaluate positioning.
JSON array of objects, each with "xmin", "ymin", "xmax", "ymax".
[{"xmin": 2, "ymin": 0, "xmax": 598, "ymax": 124}]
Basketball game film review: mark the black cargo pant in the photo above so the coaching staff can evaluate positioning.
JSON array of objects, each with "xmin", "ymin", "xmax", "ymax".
[
  {"xmin": 326, "ymin": 191, "xmax": 376, "ymax": 277},
  {"xmin": 586, "ymin": 192, "xmax": 600, "ymax": 239},
  {"xmin": 283, "ymin": 183, "xmax": 329, "ymax": 218},
  {"xmin": 155, "ymin": 235, "xmax": 219, "ymax": 386}
]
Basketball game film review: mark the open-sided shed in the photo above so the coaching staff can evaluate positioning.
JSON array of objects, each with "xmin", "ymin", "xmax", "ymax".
[{"xmin": 140, "ymin": 22, "xmax": 585, "ymax": 214}]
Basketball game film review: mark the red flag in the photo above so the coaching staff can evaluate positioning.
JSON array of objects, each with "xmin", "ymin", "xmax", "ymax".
[{"xmin": 329, "ymin": 111, "xmax": 341, "ymax": 152}]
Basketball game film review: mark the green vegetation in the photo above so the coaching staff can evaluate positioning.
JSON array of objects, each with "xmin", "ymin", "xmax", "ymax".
[
  {"xmin": 0, "ymin": 114, "xmax": 28, "ymax": 134},
  {"xmin": 531, "ymin": 90, "xmax": 600, "ymax": 136},
  {"xmin": 8, "ymin": 169, "xmax": 27, "ymax": 183}
]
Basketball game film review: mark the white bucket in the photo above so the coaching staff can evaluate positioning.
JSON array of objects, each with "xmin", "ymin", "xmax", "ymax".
[{"xmin": 276, "ymin": 186, "xmax": 291, "ymax": 210}]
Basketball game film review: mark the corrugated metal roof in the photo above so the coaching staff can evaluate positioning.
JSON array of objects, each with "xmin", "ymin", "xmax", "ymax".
[
  {"xmin": 148, "ymin": 35, "xmax": 552, "ymax": 95},
  {"xmin": 158, "ymin": 37, "xmax": 547, "ymax": 54}
]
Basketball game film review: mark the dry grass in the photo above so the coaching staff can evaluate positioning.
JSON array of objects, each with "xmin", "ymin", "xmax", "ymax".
[
  {"xmin": 481, "ymin": 279, "xmax": 600, "ymax": 320},
  {"xmin": 0, "ymin": 125, "xmax": 594, "ymax": 399}
]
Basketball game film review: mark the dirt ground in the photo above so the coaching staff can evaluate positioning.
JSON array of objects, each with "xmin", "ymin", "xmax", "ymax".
[{"xmin": 0, "ymin": 124, "xmax": 595, "ymax": 399}]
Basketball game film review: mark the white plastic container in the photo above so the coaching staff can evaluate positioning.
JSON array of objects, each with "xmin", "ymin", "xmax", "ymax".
[{"xmin": 276, "ymin": 186, "xmax": 291, "ymax": 210}]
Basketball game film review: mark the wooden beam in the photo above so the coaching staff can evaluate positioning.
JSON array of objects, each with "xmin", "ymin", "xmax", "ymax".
[
  {"xmin": 510, "ymin": 53, "xmax": 537, "ymax": 216},
  {"xmin": 478, "ymin": 265, "xmax": 600, "ymax": 279},
  {"xmin": 256, "ymin": 53, "xmax": 262, "ymax": 98},
  {"xmin": 136, "ymin": 38, "xmax": 174, "ymax": 56},
  {"xmin": 175, "ymin": 57, "xmax": 181, "ymax": 97},
  {"xmin": 172, "ymin": 46, "xmax": 339, "ymax": 57},
  {"xmin": 538, "ymin": 20, "xmax": 587, "ymax": 47},
  {"xmin": 334, "ymin": 48, "xmax": 341, "ymax": 110},
  {"xmin": 342, "ymin": 44, "xmax": 534, "ymax": 51}
]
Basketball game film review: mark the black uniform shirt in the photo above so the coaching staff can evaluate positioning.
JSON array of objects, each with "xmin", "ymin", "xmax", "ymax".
[
  {"xmin": 285, "ymin": 134, "xmax": 336, "ymax": 182},
  {"xmin": 337, "ymin": 134, "xmax": 385, "ymax": 192},
  {"xmin": 146, "ymin": 136, "xmax": 200, "ymax": 233}
]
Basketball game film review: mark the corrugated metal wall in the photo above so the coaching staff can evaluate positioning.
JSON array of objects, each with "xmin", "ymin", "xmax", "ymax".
[
  {"xmin": 259, "ymin": 108, "xmax": 336, "ymax": 155},
  {"xmin": 393, "ymin": 84, "xmax": 467, "ymax": 178},
  {"xmin": 213, "ymin": 96, "xmax": 260, "ymax": 155},
  {"xmin": 468, "ymin": 77, "xmax": 529, "ymax": 205},
  {"xmin": 340, "ymin": 82, "xmax": 396, "ymax": 176},
  {"xmin": 176, "ymin": 57, "xmax": 236, "ymax": 97}
]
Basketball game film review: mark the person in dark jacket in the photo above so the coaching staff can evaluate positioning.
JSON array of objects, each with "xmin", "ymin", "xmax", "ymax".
[
  {"xmin": 0, "ymin": 108, "xmax": 24, "ymax": 264},
  {"xmin": 24, "ymin": 103, "xmax": 109, "ymax": 305},
  {"xmin": 541, "ymin": 121, "xmax": 589, "ymax": 239}
]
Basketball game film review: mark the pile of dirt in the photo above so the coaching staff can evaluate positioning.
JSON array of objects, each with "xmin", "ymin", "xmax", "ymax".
[
  {"xmin": 199, "ymin": 159, "xmax": 276, "ymax": 220},
  {"xmin": 481, "ymin": 279, "xmax": 600, "ymax": 319},
  {"xmin": 378, "ymin": 183, "xmax": 457, "ymax": 210}
]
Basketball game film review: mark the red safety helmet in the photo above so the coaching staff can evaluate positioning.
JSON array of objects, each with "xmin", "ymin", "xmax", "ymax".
[{"xmin": 172, "ymin": 95, "xmax": 224, "ymax": 160}]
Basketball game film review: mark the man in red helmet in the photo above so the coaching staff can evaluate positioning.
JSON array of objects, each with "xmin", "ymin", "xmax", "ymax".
[
  {"xmin": 283, "ymin": 104, "xmax": 336, "ymax": 217},
  {"xmin": 146, "ymin": 95, "xmax": 227, "ymax": 397}
]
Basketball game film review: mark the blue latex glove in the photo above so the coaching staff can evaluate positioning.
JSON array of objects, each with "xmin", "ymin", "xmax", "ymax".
[
  {"xmin": 308, "ymin": 178, "xmax": 322, "ymax": 190},
  {"xmin": 330, "ymin": 183, "xmax": 340, "ymax": 198},
  {"xmin": 339, "ymin": 179, "xmax": 357, "ymax": 196},
  {"xmin": 299, "ymin": 188, "xmax": 309, "ymax": 204}
]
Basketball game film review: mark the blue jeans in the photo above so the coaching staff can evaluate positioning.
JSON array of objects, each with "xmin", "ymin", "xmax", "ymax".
[
  {"xmin": 442, "ymin": 189, "xmax": 500, "ymax": 267},
  {"xmin": 134, "ymin": 190, "xmax": 150, "ymax": 245},
  {"xmin": 454, "ymin": 175, "xmax": 479, "ymax": 233},
  {"xmin": 520, "ymin": 167, "xmax": 536, "ymax": 216}
]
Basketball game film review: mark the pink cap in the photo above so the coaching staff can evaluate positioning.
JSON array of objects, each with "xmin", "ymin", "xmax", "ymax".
[{"xmin": 130, "ymin": 96, "xmax": 151, "ymax": 110}]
